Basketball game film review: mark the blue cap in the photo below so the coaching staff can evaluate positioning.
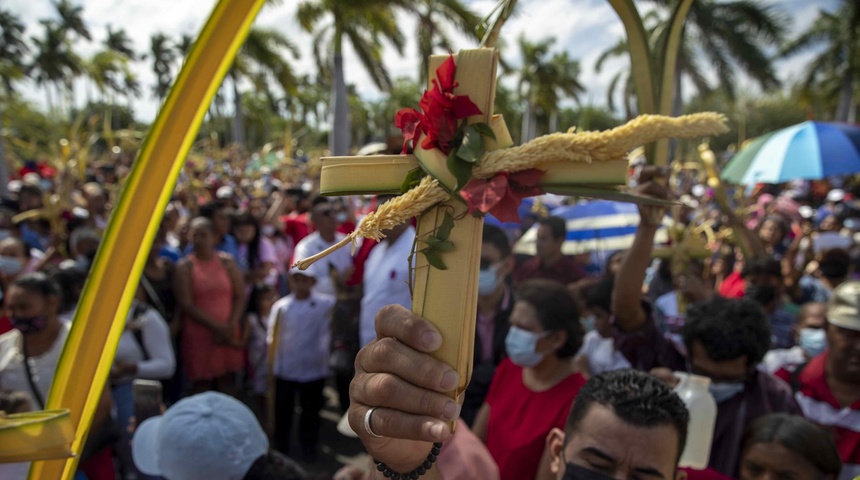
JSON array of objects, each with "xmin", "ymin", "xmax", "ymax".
[{"xmin": 132, "ymin": 392, "xmax": 268, "ymax": 480}]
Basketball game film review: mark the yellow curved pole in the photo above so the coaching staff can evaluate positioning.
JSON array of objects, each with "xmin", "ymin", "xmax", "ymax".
[{"xmin": 29, "ymin": 0, "xmax": 266, "ymax": 478}]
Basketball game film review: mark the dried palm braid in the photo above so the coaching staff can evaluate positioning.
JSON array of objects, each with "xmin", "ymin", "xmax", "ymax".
[{"xmin": 294, "ymin": 112, "xmax": 728, "ymax": 270}]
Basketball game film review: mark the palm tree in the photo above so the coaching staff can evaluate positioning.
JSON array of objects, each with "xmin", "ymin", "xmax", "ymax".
[
  {"xmin": 0, "ymin": 8, "xmax": 29, "ymax": 197},
  {"xmin": 594, "ymin": 10, "xmax": 713, "ymax": 119},
  {"xmin": 104, "ymin": 25, "xmax": 136, "ymax": 60},
  {"xmin": 415, "ymin": 0, "xmax": 481, "ymax": 82},
  {"xmin": 150, "ymin": 33, "xmax": 176, "ymax": 102},
  {"xmin": 515, "ymin": 36, "xmax": 585, "ymax": 141},
  {"xmin": 296, "ymin": 0, "xmax": 408, "ymax": 155},
  {"xmin": 651, "ymin": 0, "xmax": 786, "ymax": 102},
  {"xmin": 53, "ymin": 0, "xmax": 91, "ymax": 41},
  {"xmin": 228, "ymin": 27, "xmax": 300, "ymax": 146},
  {"xmin": 782, "ymin": 0, "xmax": 860, "ymax": 121},
  {"xmin": 30, "ymin": 21, "xmax": 83, "ymax": 112}
]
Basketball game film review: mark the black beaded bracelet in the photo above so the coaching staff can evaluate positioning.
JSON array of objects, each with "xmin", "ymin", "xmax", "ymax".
[{"xmin": 373, "ymin": 442, "xmax": 442, "ymax": 479}]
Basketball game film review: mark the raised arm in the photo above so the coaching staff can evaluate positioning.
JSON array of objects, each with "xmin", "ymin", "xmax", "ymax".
[{"xmin": 612, "ymin": 168, "xmax": 669, "ymax": 332}]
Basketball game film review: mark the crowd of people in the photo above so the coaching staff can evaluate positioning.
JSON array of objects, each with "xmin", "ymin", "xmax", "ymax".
[{"xmin": 0, "ymin": 152, "xmax": 858, "ymax": 480}]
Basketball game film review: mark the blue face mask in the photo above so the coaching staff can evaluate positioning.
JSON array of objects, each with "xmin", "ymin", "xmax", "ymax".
[
  {"xmin": 709, "ymin": 382, "xmax": 744, "ymax": 403},
  {"xmin": 505, "ymin": 326, "xmax": 550, "ymax": 367},
  {"xmin": 798, "ymin": 328, "xmax": 827, "ymax": 357},
  {"xmin": 581, "ymin": 314, "xmax": 596, "ymax": 332},
  {"xmin": 478, "ymin": 264, "xmax": 500, "ymax": 296}
]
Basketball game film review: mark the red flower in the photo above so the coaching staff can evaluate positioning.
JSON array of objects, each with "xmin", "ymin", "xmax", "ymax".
[
  {"xmin": 395, "ymin": 55, "xmax": 482, "ymax": 155},
  {"xmin": 460, "ymin": 169, "xmax": 546, "ymax": 222}
]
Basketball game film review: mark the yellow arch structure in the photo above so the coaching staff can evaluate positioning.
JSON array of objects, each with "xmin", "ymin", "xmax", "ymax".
[{"xmin": 0, "ymin": 0, "xmax": 265, "ymax": 478}]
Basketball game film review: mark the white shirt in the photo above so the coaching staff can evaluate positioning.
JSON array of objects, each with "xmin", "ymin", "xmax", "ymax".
[
  {"xmin": 113, "ymin": 306, "xmax": 176, "ymax": 384},
  {"xmin": 0, "ymin": 322, "xmax": 71, "ymax": 410},
  {"xmin": 762, "ymin": 346, "xmax": 807, "ymax": 373},
  {"xmin": 360, "ymin": 227, "xmax": 416, "ymax": 347},
  {"xmin": 267, "ymin": 293, "xmax": 335, "ymax": 382},
  {"xmin": 293, "ymin": 231, "xmax": 354, "ymax": 296},
  {"xmin": 577, "ymin": 330, "xmax": 631, "ymax": 376}
]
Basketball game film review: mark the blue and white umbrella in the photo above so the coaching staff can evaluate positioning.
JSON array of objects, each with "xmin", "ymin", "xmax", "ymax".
[{"xmin": 514, "ymin": 200, "xmax": 671, "ymax": 255}]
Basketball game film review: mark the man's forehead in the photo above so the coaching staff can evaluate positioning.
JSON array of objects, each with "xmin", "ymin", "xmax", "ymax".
[{"xmin": 567, "ymin": 404, "xmax": 678, "ymax": 475}]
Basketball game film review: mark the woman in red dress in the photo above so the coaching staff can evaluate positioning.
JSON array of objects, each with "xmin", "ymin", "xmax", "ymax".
[
  {"xmin": 175, "ymin": 217, "xmax": 246, "ymax": 394},
  {"xmin": 473, "ymin": 279, "xmax": 587, "ymax": 480}
]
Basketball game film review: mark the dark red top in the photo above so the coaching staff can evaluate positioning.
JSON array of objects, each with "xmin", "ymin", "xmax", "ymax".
[
  {"xmin": 776, "ymin": 353, "xmax": 860, "ymax": 472},
  {"xmin": 485, "ymin": 358, "xmax": 587, "ymax": 480},
  {"xmin": 512, "ymin": 255, "xmax": 587, "ymax": 287}
]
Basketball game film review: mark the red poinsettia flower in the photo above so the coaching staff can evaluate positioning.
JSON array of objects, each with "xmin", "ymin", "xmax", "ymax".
[
  {"xmin": 460, "ymin": 169, "xmax": 546, "ymax": 223},
  {"xmin": 394, "ymin": 55, "xmax": 482, "ymax": 155}
]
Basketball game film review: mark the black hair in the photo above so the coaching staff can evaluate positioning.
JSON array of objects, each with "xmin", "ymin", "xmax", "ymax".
[
  {"xmin": 819, "ymin": 248, "xmax": 851, "ymax": 280},
  {"xmin": 516, "ymin": 280, "xmax": 583, "ymax": 358},
  {"xmin": 18, "ymin": 184, "xmax": 42, "ymax": 201},
  {"xmin": 760, "ymin": 215, "xmax": 788, "ymax": 240},
  {"xmin": 586, "ymin": 275, "xmax": 614, "ymax": 313},
  {"xmin": 310, "ymin": 196, "xmax": 329, "ymax": 208},
  {"xmin": 537, "ymin": 216, "xmax": 566, "ymax": 240},
  {"xmin": 482, "ymin": 224, "xmax": 511, "ymax": 258},
  {"xmin": 243, "ymin": 450, "xmax": 307, "ymax": 480},
  {"xmin": 246, "ymin": 284, "xmax": 277, "ymax": 317},
  {"xmin": 741, "ymin": 254, "xmax": 782, "ymax": 279},
  {"xmin": 232, "ymin": 211, "xmax": 262, "ymax": 268},
  {"xmin": 604, "ymin": 250, "xmax": 625, "ymax": 277},
  {"xmin": 47, "ymin": 266, "xmax": 88, "ymax": 313},
  {"xmin": 198, "ymin": 200, "xmax": 226, "ymax": 219},
  {"xmin": 12, "ymin": 272, "xmax": 61, "ymax": 298},
  {"xmin": 742, "ymin": 414, "xmax": 841, "ymax": 477},
  {"xmin": 565, "ymin": 369, "xmax": 689, "ymax": 464},
  {"xmin": 683, "ymin": 296, "xmax": 771, "ymax": 366}
]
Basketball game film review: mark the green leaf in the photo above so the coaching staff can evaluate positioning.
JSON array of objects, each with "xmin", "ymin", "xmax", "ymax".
[
  {"xmin": 456, "ymin": 125, "xmax": 484, "ymax": 164},
  {"xmin": 446, "ymin": 149, "xmax": 473, "ymax": 191},
  {"xmin": 434, "ymin": 240, "xmax": 455, "ymax": 252},
  {"xmin": 422, "ymin": 249, "xmax": 447, "ymax": 270},
  {"xmin": 437, "ymin": 212, "xmax": 455, "ymax": 240},
  {"xmin": 472, "ymin": 122, "xmax": 496, "ymax": 141},
  {"xmin": 400, "ymin": 168, "xmax": 427, "ymax": 194}
]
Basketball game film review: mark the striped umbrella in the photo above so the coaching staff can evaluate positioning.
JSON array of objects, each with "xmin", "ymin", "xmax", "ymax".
[
  {"xmin": 513, "ymin": 200, "xmax": 671, "ymax": 255},
  {"xmin": 722, "ymin": 121, "xmax": 860, "ymax": 185}
]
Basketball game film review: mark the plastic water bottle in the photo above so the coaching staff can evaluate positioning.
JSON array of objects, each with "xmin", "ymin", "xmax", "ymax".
[{"xmin": 674, "ymin": 373, "xmax": 717, "ymax": 469}]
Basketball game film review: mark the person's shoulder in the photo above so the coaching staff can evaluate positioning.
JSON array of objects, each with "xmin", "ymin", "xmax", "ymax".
[
  {"xmin": 311, "ymin": 292, "xmax": 336, "ymax": 308},
  {"xmin": 0, "ymin": 328, "xmax": 20, "ymax": 351}
]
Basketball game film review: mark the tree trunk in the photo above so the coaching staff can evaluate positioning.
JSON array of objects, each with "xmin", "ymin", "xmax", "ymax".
[
  {"xmin": 520, "ymin": 101, "xmax": 530, "ymax": 144},
  {"xmin": 836, "ymin": 68, "xmax": 854, "ymax": 122},
  {"xmin": 231, "ymin": 72, "xmax": 245, "ymax": 146},
  {"xmin": 549, "ymin": 110, "xmax": 558, "ymax": 133},
  {"xmin": 331, "ymin": 32, "xmax": 350, "ymax": 156},
  {"xmin": 668, "ymin": 68, "xmax": 683, "ymax": 162},
  {"xmin": 0, "ymin": 108, "xmax": 10, "ymax": 198}
]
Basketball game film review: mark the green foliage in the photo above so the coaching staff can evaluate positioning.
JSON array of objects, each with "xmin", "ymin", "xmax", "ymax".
[{"xmin": 419, "ymin": 211, "xmax": 455, "ymax": 270}]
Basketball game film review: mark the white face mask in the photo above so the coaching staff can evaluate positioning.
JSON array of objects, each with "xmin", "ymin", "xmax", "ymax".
[
  {"xmin": 261, "ymin": 225, "xmax": 276, "ymax": 237},
  {"xmin": 0, "ymin": 256, "xmax": 24, "ymax": 276},
  {"xmin": 505, "ymin": 326, "xmax": 551, "ymax": 368}
]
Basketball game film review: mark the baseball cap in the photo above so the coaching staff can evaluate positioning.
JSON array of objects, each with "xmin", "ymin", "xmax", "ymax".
[
  {"xmin": 132, "ymin": 392, "xmax": 268, "ymax": 480},
  {"xmin": 827, "ymin": 281, "xmax": 860, "ymax": 332}
]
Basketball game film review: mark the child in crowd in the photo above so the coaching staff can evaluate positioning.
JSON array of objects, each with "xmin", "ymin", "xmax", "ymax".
[
  {"xmin": 268, "ymin": 266, "xmax": 334, "ymax": 462},
  {"xmin": 243, "ymin": 284, "xmax": 278, "ymax": 427}
]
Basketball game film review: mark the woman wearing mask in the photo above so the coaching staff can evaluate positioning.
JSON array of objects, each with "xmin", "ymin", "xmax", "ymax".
[
  {"xmin": 175, "ymin": 218, "xmax": 246, "ymax": 394},
  {"xmin": 232, "ymin": 212, "xmax": 278, "ymax": 288},
  {"xmin": 740, "ymin": 414, "xmax": 841, "ymax": 480},
  {"xmin": 0, "ymin": 273, "xmax": 115, "ymax": 479},
  {"xmin": 472, "ymin": 279, "xmax": 586, "ymax": 480},
  {"xmin": 762, "ymin": 302, "xmax": 828, "ymax": 373}
]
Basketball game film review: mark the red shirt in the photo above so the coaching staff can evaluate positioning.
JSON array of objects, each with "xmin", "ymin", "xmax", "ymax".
[
  {"xmin": 718, "ymin": 271, "xmax": 745, "ymax": 299},
  {"xmin": 282, "ymin": 212, "xmax": 312, "ymax": 248},
  {"xmin": 512, "ymin": 255, "xmax": 587, "ymax": 287},
  {"xmin": 776, "ymin": 353, "xmax": 860, "ymax": 478},
  {"xmin": 485, "ymin": 359, "xmax": 587, "ymax": 480}
]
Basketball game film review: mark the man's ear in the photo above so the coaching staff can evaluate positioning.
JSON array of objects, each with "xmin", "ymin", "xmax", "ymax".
[
  {"xmin": 674, "ymin": 468, "xmax": 687, "ymax": 480},
  {"xmin": 546, "ymin": 427, "xmax": 566, "ymax": 475},
  {"xmin": 501, "ymin": 255, "xmax": 516, "ymax": 277}
]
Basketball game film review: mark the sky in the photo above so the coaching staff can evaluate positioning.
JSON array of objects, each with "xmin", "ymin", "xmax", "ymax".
[{"xmin": 5, "ymin": 0, "xmax": 843, "ymax": 123}]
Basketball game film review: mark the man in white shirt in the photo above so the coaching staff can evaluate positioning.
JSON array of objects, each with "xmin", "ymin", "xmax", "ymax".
[
  {"xmin": 359, "ymin": 219, "xmax": 416, "ymax": 348},
  {"xmin": 292, "ymin": 201, "xmax": 354, "ymax": 296}
]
